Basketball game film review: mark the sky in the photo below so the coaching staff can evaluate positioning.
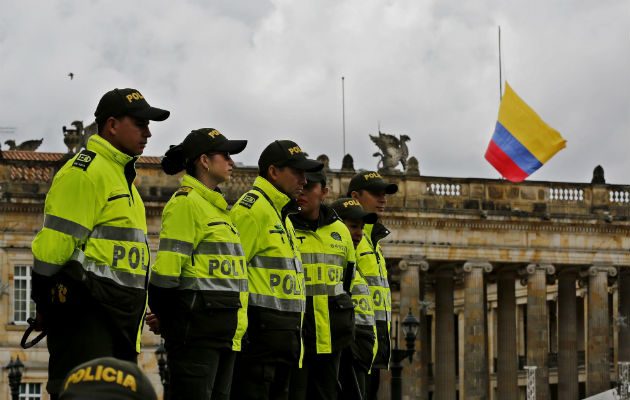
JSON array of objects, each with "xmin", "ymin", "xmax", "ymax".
[{"xmin": 1, "ymin": 0, "xmax": 628, "ymax": 184}]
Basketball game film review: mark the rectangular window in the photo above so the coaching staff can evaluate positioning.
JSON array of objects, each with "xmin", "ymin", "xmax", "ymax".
[
  {"xmin": 14, "ymin": 265, "xmax": 35, "ymax": 324},
  {"xmin": 19, "ymin": 382, "xmax": 42, "ymax": 400}
]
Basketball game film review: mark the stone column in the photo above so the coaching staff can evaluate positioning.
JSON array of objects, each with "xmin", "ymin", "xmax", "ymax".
[
  {"xmin": 497, "ymin": 267, "xmax": 519, "ymax": 400},
  {"xmin": 525, "ymin": 263, "xmax": 554, "ymax": 400},
  {"xmin": 462, "ymin": 260, "xmax": 492, "ymax": 400},
  {"xmin": 398, "ymin": 258, "xmax": 429, "ymax": 400},
  {"xmin": 585, "ymin": 265, "xmax": 616, "ymax": 396},
  {"xmin": 558, "ymin": 268, "xmax": 579, "ymax": 400},
  {"xmin": 619, "ymin": 268, "xmax": 630, "ymax": 363},
  {"xmin": 434, "ymin": 266, "xmax": 456, "ymax": 400}
]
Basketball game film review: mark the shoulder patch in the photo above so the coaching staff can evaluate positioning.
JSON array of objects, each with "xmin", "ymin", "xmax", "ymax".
[
  {"xmin": 238, "ymin": 193, "xmax": 259, "ymax": 209},
  {"xmin": 71, "ymin": 150, "xmax": 96, "ymax": 171},
  {"xmin": 175, "ymin": 186, "xmax": 193, "ymax": 197},
  {"xmin": 330, "ymin": 232, "xmax": 342, "ymax": 242}
]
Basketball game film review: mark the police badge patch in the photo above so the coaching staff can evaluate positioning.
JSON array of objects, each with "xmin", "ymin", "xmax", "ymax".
[
  {"xmin": 330, "ymin": 232, "xmax": 342, "ymax": 241},
  {"xmin": 72, "ymin": 150, "xmax": 97, "ymax": 171},
  {"xmin": 239, "ymin": 193, "xmax": 259, "ymax": 209}
]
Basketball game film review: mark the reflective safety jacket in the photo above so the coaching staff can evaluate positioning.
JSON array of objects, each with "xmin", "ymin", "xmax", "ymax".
[
  {"xmin": 32, "ymin": 134, "xmax": 149, "ymax": 353},
  {"xmin": 290, "ymin": 206, "xmax": 355, "ymax": 354},
  {"xmin": 149, "ymin": 174, "xmax": 248, "ymax": 351},
  {"xmin": 349, "ymin": 266, "xmax": 377, "ymax": 372},
  {"xmin": 230, "ymin": 176, "xmax": 305, "ymax": 365},
  {"xmin": 356, "ymin": 222, "xmax": 391, "ymax": 368}
]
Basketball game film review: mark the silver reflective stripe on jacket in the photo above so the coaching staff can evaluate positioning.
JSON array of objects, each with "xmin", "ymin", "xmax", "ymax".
[
  {"xmin": 300, "ymin": 252, "xmax": 345, "ymax": 266},
  {"xmin": 33, "ymin": 258, "xmax": 64, "ymax": 277},
  {"xmin": 374, "ymin": 309, "xmax": 392, "ymax": 321},
  {"xmin": 194, "ymin": 242, "xmax": 245, "ymax": 257},
  {"xmin": 150, "ymin": 272, "xmax": 181, "ymax": 288},
  {"xmin": 158, "ymin": 238, "xmax": 194, "ymax": 256},
  {"xmin": 90, "ymin": 225, "xmax": 146, "ymax": 243},
  {"xmin": 249, "ymin": 255, "xmax": 303, "ymax": 272},
  {"xmin": 355, "ymin": 313, "xmax": 376, "ymax": 326},
  {"xmin": 364, "ymin": 275, "xmax": 389, "ymax": 288},
  {"xmin": 44, "ymin": 214, "xmax": 91, "ymax": 241},
  {"xmin": 305, "ymin": 283, "xmax": 345, "ymax": 297},
  {"xmin": 71, "ymin": 249, "xmax": 146, "ymax": 289},
  {"xmin": 249, "ymin": 292, "xmax": 305, "ymax": 312},
  {"xmin": 178, "ymin": 276, "xmax": 248, "ymax": 292},
  {"xmin": 351, "ymin": 284, "xmax": 370, "ymax": 296}
]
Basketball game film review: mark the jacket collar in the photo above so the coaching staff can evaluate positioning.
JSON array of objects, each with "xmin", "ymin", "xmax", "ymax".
[
  {"xmin": 253, "ymin": 176, "xmax": 292, "ymax": 213},
  {"xmin": 291, "ymin": 205, "xmax": 338, "ymax": 231},
  {"xmin": 364, "ymin": 222, "xmax": 390, "ymax": 246},
  {"xmin": 181, "ymin": 174, "xmax": 227, "ymax": 211},
  {"xmin": 87, "ymin": 134, "xmax": 137, "ymax": 167}
]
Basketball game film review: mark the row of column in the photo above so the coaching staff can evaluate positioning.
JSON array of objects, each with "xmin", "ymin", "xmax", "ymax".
[{"xmin": 398, "ymin": 260, "xmax": 630, "ymax": 400}]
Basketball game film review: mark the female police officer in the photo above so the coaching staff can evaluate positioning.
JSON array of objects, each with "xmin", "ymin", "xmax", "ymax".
[{"xmin": 148, "ymin": 128, "xmax": 249, "ymax": 400}]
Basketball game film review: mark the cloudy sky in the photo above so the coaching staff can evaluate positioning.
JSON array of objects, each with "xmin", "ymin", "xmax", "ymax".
[{"xmin": 1, "ymin": 0, "xmax": 628, "ymax": 184}]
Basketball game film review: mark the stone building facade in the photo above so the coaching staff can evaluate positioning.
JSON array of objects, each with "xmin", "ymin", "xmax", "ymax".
[{"xmin": 0, "ymin": 148, "xmax": 628, "ymax": 399}]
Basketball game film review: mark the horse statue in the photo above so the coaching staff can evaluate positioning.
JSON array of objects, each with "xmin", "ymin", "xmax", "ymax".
[
  {"xmin": 63, "ymin": 120, "xmax": 97, "ymax": 153},
  {"xmin": 369, "ymin": 131, "xmax": 410, "ymax": 174}
]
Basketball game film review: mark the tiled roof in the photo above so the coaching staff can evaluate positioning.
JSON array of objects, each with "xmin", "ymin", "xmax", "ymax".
[
  {"xmin": 1, "ymin": 150, "xmax": 161, "ymax": 164},
  {"xmin": 2, "ymin": 151, "xmax": 65, "ymax": 162}
]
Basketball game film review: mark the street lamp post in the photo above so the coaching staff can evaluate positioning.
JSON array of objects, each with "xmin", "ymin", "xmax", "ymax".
[
  {"xmin": 155, "ymin": 340, "xmax": 170, "ymax": 400},
  {"xmin": 391, "ymin": 308, "xmax": 420, "ymax": 400},
  {"xmin": 5, "ymin": 356, "xmax": 25, "ymax": 400}
]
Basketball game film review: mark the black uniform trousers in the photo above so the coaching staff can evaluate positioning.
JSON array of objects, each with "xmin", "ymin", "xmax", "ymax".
[
  {"xmin": 45, "ymin": 305, "xmax": 137, "ymax": 397},
  {"xmin": 338, "ymin": 347, "xmax": 368, "ymax": 400},
  {"xmin": 230, "ymin": 354, "xmax": 295, "ymax": 400},
  {"xmin": 167, "ymin": 344, "xmax": 236, "ymax": 400},
  {"xmin": 289, "ymin": 350, "xmax": 342, "ymax": 400}
]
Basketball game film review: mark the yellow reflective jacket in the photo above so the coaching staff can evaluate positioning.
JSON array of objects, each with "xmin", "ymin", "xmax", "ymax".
[
  {"xmin": 149, "ymin": 174, "xmax": 248, "ymax": 351},
  {"xmin": 230, "ymin": 176, "xmax": 305, "ymax": 365},
  {"xmin": 349, "ymin": 265, "xmax": 378, "ymax": 372},
  {"xmin": 291, "ymin": 206, "xmax": 355, "ymax": 354},
  {"xmin": 356, "ymin": 222, "xmax": 391, "ymax": 368},
  {"xmin": 32, "ymin": 134, "xmax": 149, "ymax": 353}
]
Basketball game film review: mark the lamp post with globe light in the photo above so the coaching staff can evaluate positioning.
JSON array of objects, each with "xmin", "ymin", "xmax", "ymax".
[{"xmin": 390, "ymin": 308, "xmax": 420, "ymax": 400}]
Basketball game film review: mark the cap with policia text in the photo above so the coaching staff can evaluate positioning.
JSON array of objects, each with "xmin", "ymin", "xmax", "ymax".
[
  {"xmin": 161, "ymin": 128, "xmax": 247, "ymax": 175},
  {"xmin": 331, "ymin": 197, "xmax": 378, "ymax": 224},
  {"xmin": 59, "ymin": 357, "xmax": 157, "ymax": 400},
  {"xmin": 346, "ymin": 171, "xmax": 398, "ymax": 196},
  {"xmin": 305, "ymin": 170, "xmax": 327, "ymax": 188},
  {"xmin": 258, "ymin": 140, "xmax": 323, "ymax": 174},
  {"xmin": 94, "ymin": 88, "xmax": 170, "ymax": 123}
]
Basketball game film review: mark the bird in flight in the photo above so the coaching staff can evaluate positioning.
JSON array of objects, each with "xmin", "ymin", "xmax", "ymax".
[{"xmin": 68, "ymin": 72, "xmax": 74, "ymax": 80}]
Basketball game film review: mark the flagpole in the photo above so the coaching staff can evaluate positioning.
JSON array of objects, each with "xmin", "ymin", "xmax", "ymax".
[
  {"xmin": 341, "ymin": 76, "xmax": 346, "ymax": 157},
  {"xmin": 498, "ymin": 25, "xmax": 503, "ymax": 103}
]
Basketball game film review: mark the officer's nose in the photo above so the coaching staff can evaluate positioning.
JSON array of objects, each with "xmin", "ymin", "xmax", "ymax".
[{"xmin": 297, "ymin": 171, "xmax": 306, "ymax": 185}]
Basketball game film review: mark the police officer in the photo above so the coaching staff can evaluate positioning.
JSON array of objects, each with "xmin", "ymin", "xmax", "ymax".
[
  {"xmin": 347, "ymin": 171, "xmax": 398, "ymax": 400},
  {"xmin": 230, "ymin": 140, "xmax": 323, "ymax": 400},
  {"xmin": 330, "ymin": 198, "xmax": 378, "ymax": 400},
  {"xmin": 288, "ymin": 172, "xmax": 355, "ymax": 400},
  {"xmin": 31, "ymin": 88, "xmax": 169, "ymax": 398},
  {"xmin": 148, "ymin": 129, "xmax": 249, "ymax": 399}
]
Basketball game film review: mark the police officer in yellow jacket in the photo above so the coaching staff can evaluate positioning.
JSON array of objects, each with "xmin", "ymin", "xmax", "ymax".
[
  {"xmin": 149, "ymin": 128, "xmax": 249, "ymax": 400},
  {"xmin": 331, "ymin": 198, "xmax": 378, "ymax": 400},
  {"xmin": 31, "ymin": 88, "xmax": 169, "ymax": 398},
  {"xmin": 288, "ymin": 172, "xmax": 355, "ymax": 400},
  {"xmin": 230, "ymin": 140, "xmax": 323, "ymax": 400},
  {"xmin": 347, "ymin": 171, "xmax": 398, "ymax": 400}
]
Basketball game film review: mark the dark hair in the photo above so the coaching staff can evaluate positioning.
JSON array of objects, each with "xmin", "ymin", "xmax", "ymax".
[{"xmin": 161, "ymin": 144, "xmax": 186, "ymax": 175}]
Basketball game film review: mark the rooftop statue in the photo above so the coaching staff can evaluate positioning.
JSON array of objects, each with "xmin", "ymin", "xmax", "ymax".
[
  {"xmin": 4, "ymin": 138, "xmax": 43, "ymax": 151},
  {"xmin": 370, "ymin": 131, "xmax": 410, "ymax": 174},
  {"xmin": 63, "ymin": 120, "xmax": 97, "ymax": 153}
]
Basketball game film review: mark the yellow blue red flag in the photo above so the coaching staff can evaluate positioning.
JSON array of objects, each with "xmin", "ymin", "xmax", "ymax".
[{"xmin": 485, "ymin": 82, "xmax": 566, "ymax": 182}]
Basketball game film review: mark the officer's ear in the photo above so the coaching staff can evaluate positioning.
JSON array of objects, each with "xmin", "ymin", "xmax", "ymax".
[
  {"xmin": 321, "ymin": 185, "xmax": 329, "ymax": 200},
  {"xmin": 350, "ymin": 190, "xmax": 360, "ymax": 201}
]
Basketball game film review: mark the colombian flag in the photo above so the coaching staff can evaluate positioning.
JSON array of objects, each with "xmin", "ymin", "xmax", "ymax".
[{"xmin": 485, "ymin": 82, "xmax": 566, "ymax": 182}]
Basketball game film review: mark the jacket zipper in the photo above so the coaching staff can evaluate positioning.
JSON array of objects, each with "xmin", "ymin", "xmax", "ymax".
[{"xmin": 208, "ymin": 221, "xmax": 237, "ymax": 235}]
